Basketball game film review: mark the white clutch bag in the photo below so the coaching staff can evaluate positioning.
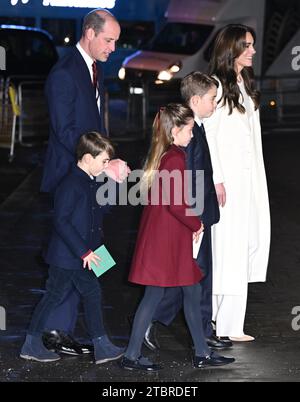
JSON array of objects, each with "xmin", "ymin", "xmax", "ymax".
[{"xmin": 193, "ymin": 232, "xmax": 204, "ymax": 259}]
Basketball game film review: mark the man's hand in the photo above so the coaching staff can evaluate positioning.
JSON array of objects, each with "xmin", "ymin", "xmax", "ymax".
[
  {"xmin": 104, "ymin": 159, "xmax": 131, "ymax": 183},
  {"xmin": 83, "ymin": 252, "xmax": 101, "ymax": 270},
  {"xmin": 215, "ymin": 183, "xmax": 226, "ymax": 207}
]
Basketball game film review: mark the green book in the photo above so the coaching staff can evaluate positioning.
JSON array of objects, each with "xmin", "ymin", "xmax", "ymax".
[{"xmin": 90, "ymin": 245, "xmax": 116, "ymax": 277}]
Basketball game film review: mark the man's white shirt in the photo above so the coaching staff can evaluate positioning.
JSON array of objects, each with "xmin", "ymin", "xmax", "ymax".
[{"xmin": 76, "ymin": 43, "xmax": 101, "ymax": 112}]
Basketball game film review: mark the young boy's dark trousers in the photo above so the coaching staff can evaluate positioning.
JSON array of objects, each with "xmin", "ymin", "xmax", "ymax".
[{"xmin": 28, "ymin": 265, "xmax": 105, "ymax": 339}]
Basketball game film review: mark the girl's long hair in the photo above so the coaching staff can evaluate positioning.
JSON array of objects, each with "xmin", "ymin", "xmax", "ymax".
[
  {"xmin": 141, "ymin": 103, "xmax": 194, "ymax": 193},
  {"xmin": 208, "ymin": 24, "xmax": 260, "ymax": 114}
]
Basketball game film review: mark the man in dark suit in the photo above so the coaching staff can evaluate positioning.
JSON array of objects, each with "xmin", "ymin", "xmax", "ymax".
[
  {"xmin": 41, "ymin": 9, "xmax": 121, "ymax": 355},
  {"xmin": 142, "ymin": 72, "xmax": 232, "ymax": 350}
]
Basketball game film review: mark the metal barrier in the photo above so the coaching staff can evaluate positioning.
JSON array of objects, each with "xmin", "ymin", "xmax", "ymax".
[
  {"xmin": 17, "ymin": 79, "xmax": 48, "ymax": 143},
  {"xmin": 8, "ymin": 85, "xmax": 20, "ymax": 161},
  {"xmin": 2, "ymin": 74, "xmax": 297, "ymax": 155},
  {"xmin": 0, "ymin": 75, "xmax": 48, "ymax": 161},
  {"xmin": 0, "ymin": 80, "xmax": 19, "ymax": 162}
]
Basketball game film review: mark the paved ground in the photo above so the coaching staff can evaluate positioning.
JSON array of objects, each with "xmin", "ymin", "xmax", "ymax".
[{"xmin": 0, "ymin": 118, "xmax": 300, "ymax": 382}]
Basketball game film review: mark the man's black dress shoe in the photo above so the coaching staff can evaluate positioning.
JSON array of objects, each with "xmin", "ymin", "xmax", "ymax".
[
  {"xmin": 206, "ymin": 334, "xmax": 233, "ymax": 349},
  {"xmin": 218, "ymin": 336, "xmax": 233, "ymax": 345},
  {"xmin": 128, "ymin": 316, "xmax": 160, "ymax": 351},
  {"xmin": 119, "ymin": 356, "xmax": 162, "ymax": 372},
  {"xmin": 211, "ymin": 321, "xmax": 232, "ymax": 345},
  {"xmin": 144, "ymin": 321, "xmax": 160, "ymax": 351},
  {"xmin": 194, "ymin": 351, "xmax": 235, "ymax": 368},
  {"xmin": 42, "ymin": 330, "xmax": 93, "ymax": 355}
]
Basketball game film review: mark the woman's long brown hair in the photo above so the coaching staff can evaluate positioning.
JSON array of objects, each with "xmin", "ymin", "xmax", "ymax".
[{"xmin": 208, "ymin": 24, "xmax": 260, "ymax": 114}]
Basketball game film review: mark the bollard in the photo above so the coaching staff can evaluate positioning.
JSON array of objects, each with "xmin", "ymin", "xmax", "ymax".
[
  {"xmin": 0, "ymin": 46, "xmax": 6, "ymax": 71},
  {"xmin": 0, "ymin": 306, "xmax": 6, "ymax": 330}
]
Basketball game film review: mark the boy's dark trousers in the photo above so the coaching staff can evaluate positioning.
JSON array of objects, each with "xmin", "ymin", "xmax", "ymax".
[
  {"xmin": 43, "ymin": 176, "xmax": 115, "ymax": 336},
  {"xmin": 42, "ymin": 194, "xmax": 80, "ymax": 335},
  {"xmin": 44, "ymin": 288, "xmax": 80, "ymax": 334},
  {"xmin": 28, "ymin": 265, "xmax": 105, "ymax": 338}
]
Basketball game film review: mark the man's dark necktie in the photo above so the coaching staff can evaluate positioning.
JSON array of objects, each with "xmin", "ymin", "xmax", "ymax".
[
  {"xmin": 92, "ymin": 61, "xmax": 97, "ymax": 90},
  {"xmin": 200, "ymin": 123, "xmax": 206, "ymax": 137},
  {"xmin": 92, "ymin": 61, "xmax": 99, "ymax": 101}
]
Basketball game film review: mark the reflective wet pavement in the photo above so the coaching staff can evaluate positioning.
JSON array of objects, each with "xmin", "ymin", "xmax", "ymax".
[{"xmin": 1, "ymin": 130, "xmax": 300, "ymax": 382}]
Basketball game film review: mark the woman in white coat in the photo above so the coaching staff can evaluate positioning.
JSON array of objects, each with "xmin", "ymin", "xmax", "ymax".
[{"xmin": 204, "ymin": 24, "xmax": 270, "ymax": 341}]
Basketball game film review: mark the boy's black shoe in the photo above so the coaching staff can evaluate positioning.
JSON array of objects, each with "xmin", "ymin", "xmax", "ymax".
[
  {"xmin": 43, "ymin": 330, "xmax": 93, "ymax": 355},
  {"xmin": 128, "ymin": 316, "xmax": 160, "ymax": 351},
  {"xmin": 211, "ymin": 321, "xmax": 233, "ymax": 346},
  {"xmin": 144, "ymin": 321, "xmax": 160, "ymax": 351},
  {"xmin": 206, "ymin": 334, "xmax": 233, "ymax": 349}
]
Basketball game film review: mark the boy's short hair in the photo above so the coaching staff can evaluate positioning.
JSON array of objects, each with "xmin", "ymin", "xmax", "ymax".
[
  {"xmin": 76, "ymin": 131, "xmax": 114, "ymax": 161},
  {"xmin": 180, "ymin": 72, "xmax": 219, "ymax": 104}
]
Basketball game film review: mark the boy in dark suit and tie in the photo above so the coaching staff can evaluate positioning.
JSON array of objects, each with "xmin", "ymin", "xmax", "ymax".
[
  {"xmin": 143, "ymin": 72, "xmax": 232, "ymax": 350},
  {"xmin": 20, "ymin": 132, "xmax": 124, "ymax": 363}
]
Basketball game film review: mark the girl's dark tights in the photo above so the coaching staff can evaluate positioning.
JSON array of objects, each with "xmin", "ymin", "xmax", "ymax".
[{"xmin": 125, "ymin": 283, "xmax": 210, "ymax": 360}]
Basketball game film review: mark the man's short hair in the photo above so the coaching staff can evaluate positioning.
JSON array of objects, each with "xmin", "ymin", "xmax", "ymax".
[
  {"xmin": 180, "ymin": 72, "xmax": 219, "ymax": 104},
  {"xmin": 82, "ymin": 8, "xmax": 117, "ymax": 37},
  {"xmin": 76, "ymin": 131, "xmax": 114, "ymax": 161}
]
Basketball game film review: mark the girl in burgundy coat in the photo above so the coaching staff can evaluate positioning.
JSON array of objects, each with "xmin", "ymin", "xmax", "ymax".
[{"xmin": 120, "ymin": 104, "xmax": 225, "ymax": 372}]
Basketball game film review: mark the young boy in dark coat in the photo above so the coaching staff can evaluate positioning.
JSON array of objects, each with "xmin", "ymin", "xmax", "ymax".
[{"xmin": 20, "ymin": 132, "xmax": 124, "ymax": 363}]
